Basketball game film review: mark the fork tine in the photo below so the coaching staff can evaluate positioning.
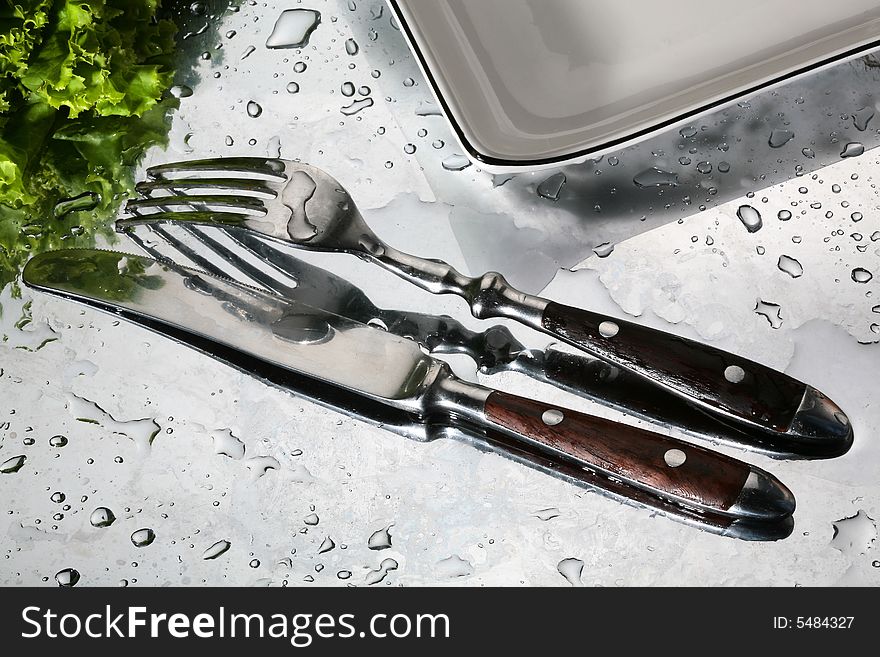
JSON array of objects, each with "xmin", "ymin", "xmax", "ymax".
[
  {"xmin": 124, "ymin": 223, "xmax": 278, "ymax": 293},
  {"xmin": 116, "ymin": 210, "xmax": 252, "ymax": 232},
  {"xmin": 126, "ymin": 194, "xmax": 268, "ymax": 215},
  {"xmin": 147, "ymin": 157, "xmax": 288, "ymax": 181},
  {"xmin": 136, "ymin": 178, "xmax": 278, "ymax": 199},
  {"xmin": 179, "ymin": 225, "xmax": 299, "ymax": 296}
]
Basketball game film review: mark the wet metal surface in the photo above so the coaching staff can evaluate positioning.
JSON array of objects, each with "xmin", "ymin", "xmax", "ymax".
[{"xmin": 0, "ymin": 0, "xmax": 878, "ymax": 586}]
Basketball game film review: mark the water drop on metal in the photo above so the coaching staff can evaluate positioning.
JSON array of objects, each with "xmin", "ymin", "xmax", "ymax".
[
  {"xmin": 736, "ymin": 205, "xmax": 762, "ymax": 233},
  {"xmin": 537, "ymin": 172, "xmax": 566, "ymax": 201},
  {"xmin": 131, "ymin": 528, "xmax": 156, "ymax": 548},
  {"xmin": 266, "ymin": 9, "xmax": 321, "ymax": 49},
  {"xmin": 777, "ymin": 255, "xmax": 804, "ymax": 278},
  {"xmin": 90, "ymin": 507, "xmax": 116, "ymax": 528}
]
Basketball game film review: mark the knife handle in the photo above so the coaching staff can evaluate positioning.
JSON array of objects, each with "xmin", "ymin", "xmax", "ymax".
[{"xmin": 473, "ymin": 389, "xmax": 794, "ymax": 522}]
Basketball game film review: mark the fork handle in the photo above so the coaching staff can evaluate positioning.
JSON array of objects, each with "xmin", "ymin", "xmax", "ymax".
[
  {"xmin": 537, "ymin": 301, "xmax": 811, "ymax": 432},
  {"xmin": 371, "ymin": 247, "xmax": 848, "ymax": 441}
]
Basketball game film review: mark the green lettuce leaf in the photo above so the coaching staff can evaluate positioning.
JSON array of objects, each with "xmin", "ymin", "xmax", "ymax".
[{"xmin": 0, "ymin": 0, "xmax": 177, "ymax": 293}]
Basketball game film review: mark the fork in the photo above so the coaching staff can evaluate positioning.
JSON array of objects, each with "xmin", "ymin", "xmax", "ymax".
[{"xmin": 118, "ymin": 156, "xmax": 852, "ymax": 450}]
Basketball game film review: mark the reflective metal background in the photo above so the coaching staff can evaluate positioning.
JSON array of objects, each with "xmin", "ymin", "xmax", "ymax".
[{"xmin": 1, "ymin": 0, "xmax": 878, "ymax": 586}]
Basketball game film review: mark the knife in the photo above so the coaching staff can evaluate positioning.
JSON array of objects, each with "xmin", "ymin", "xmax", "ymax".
[
  {"xmin": 139, "ymin": 224, "xmax": 851, "ymax": 459},
  {"xmin": 23, "ymin": 249, "xmax": 796, "ymax": 539}
]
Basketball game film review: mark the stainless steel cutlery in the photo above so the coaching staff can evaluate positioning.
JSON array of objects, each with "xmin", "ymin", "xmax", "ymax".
[
  {"xmin": 125, "ymin": 221, "xmax": 847, "ymax": 459},
  {"xmin": 23, "ymin": 249, "xmax": 796, "ymax": 540},
  {"xmin": 119, "ymin": 157, "xmax": 852, "ymax": 456},
  {"xmin": 20, "ymin": 156, "xmax": 859, "ymax": 539}
]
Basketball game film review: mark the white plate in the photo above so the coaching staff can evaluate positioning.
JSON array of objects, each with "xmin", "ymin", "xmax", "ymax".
[{"xmin": 389, "ymin": 0, "xmax": 880, "ymax": 171}]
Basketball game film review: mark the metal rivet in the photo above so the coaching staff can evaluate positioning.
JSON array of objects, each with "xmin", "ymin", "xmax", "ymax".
[
  {"xmin": 664, "ymin": 449, "xmax": 687, "ymax": 467},
  {"xmin": 542, "ymin": 409, "xmax": 564, "ymax": 426},
  {"xmin": 724, "ymin": 365, "xmax": 746, "ymax": 384},
  {"xmin": 598, "ymin": 321, "xmax": 619, "ymax": 338}
]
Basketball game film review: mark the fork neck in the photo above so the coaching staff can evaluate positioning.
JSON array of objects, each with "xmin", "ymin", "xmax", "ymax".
[{"xmin": 367, "ymin": 243, "xmax": 548, "ymax": 325}]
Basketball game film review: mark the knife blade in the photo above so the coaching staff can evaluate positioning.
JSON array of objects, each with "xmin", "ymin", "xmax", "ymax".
[{"xmin": 23, "ymin": 249, "xmax": 796, "ymax": 539}]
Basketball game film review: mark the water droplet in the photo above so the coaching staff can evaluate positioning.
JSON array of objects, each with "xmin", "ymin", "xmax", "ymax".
[
  {"xmin": 663, "ymin": 449, "xmax": 687, "ymax": 467},
  {"xmin": 592, "ymin": 242, "xmax": 614, "ymax": 258},
  {"xmin": 0, "ymin": 455, "xmax": 26, "ymax": 474},
  {"xmin": 851, "ymin": 212, "xmax": 863, "ymax": 222},
  {"xmin": 368, "ymin": 526, "xmax": 392, "ymax": 550},
  {"xmin": 131, "ymin": 528, "xmax": 155, "ymax": 548},
  {"xmin": 557, "ymin": 558, "xmax": 584, "ymax": 586},
  {"xmin": 266, "ymin": 9, "xmax": 321, "ymax": 49},
  {"xmin": 441, "ymin": 154, "xmax": 471, "ymax": 172},
  {"xmin": 537, "ymin": 172, "xmax": 566, "ymax": 201},
  {"xmin": 755, "ymin": 300, "xmax": 784, "ymax": 329},
  {"xmin": 318, "ymin": 537, "xmax": 336, "ymax": 554},
  {"xmin": 840, "ymin": 142, "xmax": 864, "ymax": 158},
  {"xmin": 50, "ymin": 491, "xmax": 65, "ymax": 504},
  {"xmin": 608, "ymin": 156, "xmax": 619, "ymax": 166},
  {"xmin": 696, "ymin": 161, "xmax": 712, "ymax": 174},
  {"xmin": 304, "ymin": 513, "xmax": 319, "ymax": 526},
  {"xmin": 337, "ymin": 570, "xmax": 352, "ymax": 580},
  {"xmin": 365, "ymin": 558, "xmax": 398, "ymax": 585},
  {"xmin": 169, "ymin": 85, "xmax": 193, "ymax": 99},
  {"xmin": 717, "ymin": 161, "xmax": 730, "ymax": 173},
  {"xmin": 55, "ymin": 568, "xmax": 80, "ymax": 587},
  {"xmin": 831, "ymin": 510, "xmax": 877, "ymax": 555},
  {"xmin": 599, "ymin": 321, "xmax": 619, "ymax": 338},
  {"xmin": 245, "ymin": 455, "xmax": 280, "ymax": 479},
  {"xmin": 49, "ymin": 434, "xmax": 68, "ymax": 447},
  {"xmin": 246, "ymin": 101, "xmax": 262, "ymax": 118},
  {"xmin": 345, "ymin": 38, "xmax": 359, "ymax": 56},
  {"xmin": 432, "ymin": 139, "xmax": 444, "ymax": 149},
  {"xmin": 851, "ymin": 106, "xmax": 875, "ymax": 132},
  {"xmin": 53, "ymin": 192, "xmax": 99, "ymax": 219},
  {"xmin": 202, "ymin": 540, "xmax": 231, "ymax": 560},
  {"xmin": 211, "ymin": 429, "xmax": 245, "ymax": 459},
  {"xmin": 852, "ymin": 268, "xmax": 873, "ymax": 283},
  {"xmin": 777, "ymin": 255, "xmax": 804, "ymax": 278},
  {"xmin": 541, "ymin": 409, "xmax": 564, "ymax": 426},
  {"xmin": 801, "ymin": 147, "xmax": 815, "ymax": 158},
  {"xmin": 724, "ymin": 365, "xmax": 746, "ymax": 384},
  {"xmin": 768, "ymin": 129, "xmax": 794, "ymax": 148},
  {"xmin": 533, "ymin": 508, "xmax": 561, "ymax": 521},
  {"xmin": 777, "ymin": 210, "xmax": 792, "ymax": 221},
  {"xmin": 633, "ymin": 167, "xmax": 678, "ymax": 188},
  {"xmin": 736, "ymin": 205, "xmax": 762, "ymax": 233},
  {"xmin": 340, "ymin": 97, "xmax": 373, "ymax": 116},
  {"xmin": 286, "ymin": 81, "xmax": 300, "ymax": 94},
  {"xmin": 341, "ymin": 81, "xmax": 355, "ymax": 97},
  {"xmin": 403, "ymin": 143, "xmax": 416, "ymax": 155},
  {"xmin": 89, "ymin": 507, "xmax": 116, "ymax": 528},
  {"xmin": 249, "ymin": 559, "xmax": 261, "ymax": 568},
  {"xmin": 435, "ymin": 555, "xmax": 473, "ymax": 579},
  {"xmin": 679, "ymin": 126, "xmax": 697, "ymax": 138}
]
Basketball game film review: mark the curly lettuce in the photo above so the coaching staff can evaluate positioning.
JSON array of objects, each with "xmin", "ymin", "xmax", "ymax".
[{"xmin": 0, "ymin": 0, "xmax": 177, "ymax": 292}]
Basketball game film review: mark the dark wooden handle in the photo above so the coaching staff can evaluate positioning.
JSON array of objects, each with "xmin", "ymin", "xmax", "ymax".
[
  {"xmin": 484, "ymin": 390, "xmax": 751, "ymax": 512},
  {"xmin": 542, "ymin": 302, "xmax": 806, "ymax": 433}
]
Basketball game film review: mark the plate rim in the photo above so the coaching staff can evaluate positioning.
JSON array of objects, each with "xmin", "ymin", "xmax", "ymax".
[{"xmin": 388, "ymin": 0, "xmax": 880, "ymax": 172}]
